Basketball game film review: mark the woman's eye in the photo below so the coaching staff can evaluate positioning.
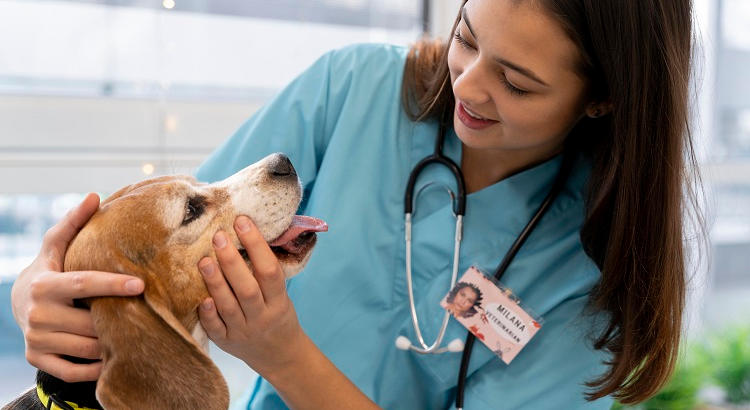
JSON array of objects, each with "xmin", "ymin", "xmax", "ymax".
[
  {"xmin": 453, "ymin": 31, "xmax": 475, "ymax": 50},
  {"xmin": 501, "ymin": 75, "xmax": 530, "ymax": 97},
  {"xmin": 453, "ymin": 30, "xmax": 530, "ymax": 97}
]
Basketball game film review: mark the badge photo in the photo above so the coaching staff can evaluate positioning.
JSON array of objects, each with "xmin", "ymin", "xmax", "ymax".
[{"xmin": 440, "ymin": 266, "xmax": 543, "ymax": 364}]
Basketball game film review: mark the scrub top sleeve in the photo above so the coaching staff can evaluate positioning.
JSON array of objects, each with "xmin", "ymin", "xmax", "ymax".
[
  {"xmin": 455, "ymin": 295, "xmax": 614, "ymax": 410},
  {"xmin": 194, "ymin": 50, "xmax": 337, "ymax": 190}
]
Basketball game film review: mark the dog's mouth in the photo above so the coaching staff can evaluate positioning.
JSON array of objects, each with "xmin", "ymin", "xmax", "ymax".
[{"xmin": 238, "ymin": 215, "xmax": 328, "ymax": 263}]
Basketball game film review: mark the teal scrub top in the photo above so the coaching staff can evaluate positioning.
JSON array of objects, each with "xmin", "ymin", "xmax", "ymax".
[{"xmin": 195, "ymin": 43, "xmax": 614, "ymax": 410}]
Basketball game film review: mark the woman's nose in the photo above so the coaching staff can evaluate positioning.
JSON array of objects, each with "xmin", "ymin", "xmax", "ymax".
[{"xmin": 453, "ymin": 61, "xmax": 491, "ymax": 106}]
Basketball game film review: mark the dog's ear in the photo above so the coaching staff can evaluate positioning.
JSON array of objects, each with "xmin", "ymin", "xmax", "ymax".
[{"xmin": 90, "ymin": 285, "xmax": 229, "ymax": 410}]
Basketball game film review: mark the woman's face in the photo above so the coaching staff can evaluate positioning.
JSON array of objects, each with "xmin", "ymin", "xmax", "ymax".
[
  {"xmin": 448, "ymin": 0, "xmax": 590, "ymax": 162},
  {"xmin": 454, "ymin": 286, "xmax": 479, "ymax": 312}
]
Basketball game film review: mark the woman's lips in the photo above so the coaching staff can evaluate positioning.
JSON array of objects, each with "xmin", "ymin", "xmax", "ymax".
[{"xmin": 456, "ymin": 102, "xmax": 498, "ymax": 130}]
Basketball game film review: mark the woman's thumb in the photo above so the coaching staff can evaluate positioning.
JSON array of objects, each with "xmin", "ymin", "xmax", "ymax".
[{"xmin": 41, "ymin": 193, "xmax": 101, "ymax": 267}]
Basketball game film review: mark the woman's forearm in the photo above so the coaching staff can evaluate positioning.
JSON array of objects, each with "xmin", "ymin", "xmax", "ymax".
[{"xmin": 261, "ymin": 334, "xmax": 381, "ymax": 410}]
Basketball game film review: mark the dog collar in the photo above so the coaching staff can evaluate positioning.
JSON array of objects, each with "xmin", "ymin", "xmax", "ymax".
[{"xmin": 36, "ymin": 384, "xmax": 100, "ymax": 410}]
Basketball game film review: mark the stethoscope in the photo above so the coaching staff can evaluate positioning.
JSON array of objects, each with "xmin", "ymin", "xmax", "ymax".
[{"xmin": 394, "ymin": 112, "xmax": 575, "ymax": 410}]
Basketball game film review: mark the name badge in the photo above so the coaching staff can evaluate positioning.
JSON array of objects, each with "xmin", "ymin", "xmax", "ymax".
[{"xmin": 440, "ymin": 266, "xmax": 543, "ymax": 364}]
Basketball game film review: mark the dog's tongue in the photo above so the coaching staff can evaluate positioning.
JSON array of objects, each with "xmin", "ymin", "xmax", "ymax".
[{"xmin": 269, "ymin": 215, "xmax": 328, "ymax": 247}]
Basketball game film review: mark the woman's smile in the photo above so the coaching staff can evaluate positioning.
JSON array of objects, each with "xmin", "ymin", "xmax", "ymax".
[{"xmin": 456, "ymin": 100, "xmax": 499, "ymax": 130}]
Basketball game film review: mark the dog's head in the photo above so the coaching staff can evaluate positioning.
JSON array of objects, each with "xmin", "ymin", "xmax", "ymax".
[{"xmin": 63, "ymin": 153, "xmax": 326, "ymax": 409}]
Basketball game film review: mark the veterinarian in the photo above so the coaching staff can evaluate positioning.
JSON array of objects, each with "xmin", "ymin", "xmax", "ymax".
[{"xmin": 11, "ymin": 0, "xmax": 701, "ymax": 408}]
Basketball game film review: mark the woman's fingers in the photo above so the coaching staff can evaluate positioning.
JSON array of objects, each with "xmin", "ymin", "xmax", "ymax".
[
  {"xmin": 56, "ymin": 308, "xmax": 98, "ymax": 338},
  {"xmin": 234, "ymin": 216, "xmax": 286, "ymax": 305},
  {"xmin": 212, "ymin": 231, "xmax": 262, "ymax": 304},
  {"xmin": 27, "ymin": 303, "xmax": 98, "ymax": 337},
  {"xmin": 28, "ymin": 353, "xmax": 102, "ymax": 383},
  {"xmin": 198, "ymin": 298, "xmax": 227, "ymax": 340},
  {"xmin": 40, "ymin": 193, "xmax": 100, "ymax": 271},
  {"xmin": 200, "ymin": 245, "xmax": 259, "ymax": 327},
  {"xmin": 42, "ymin": 270, "xmax": 144, "ymax": 302},
  {"xmin": 27, "ymin": 330, "xmax": 101, "ymax": 360}
]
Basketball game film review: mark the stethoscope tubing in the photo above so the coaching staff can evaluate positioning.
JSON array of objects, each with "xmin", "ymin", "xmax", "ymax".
[
  {"xmin": 404, "ymin": 120, "xmax": 467, "ymax": 216},
  {"xmin": 401, "ymin": 115, "xmax": 469, "ymax": 354},
  {"xmin": 404, "ymin": 212, "xmax": 463, "ymax": 353}
]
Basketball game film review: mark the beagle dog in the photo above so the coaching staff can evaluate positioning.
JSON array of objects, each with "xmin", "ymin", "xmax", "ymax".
[{"xmin": 4, "ymin": 153, "xmax": 327, "ymax": 410}]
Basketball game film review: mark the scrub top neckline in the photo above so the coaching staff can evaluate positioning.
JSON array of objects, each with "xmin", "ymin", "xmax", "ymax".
[
  {"xmin": 414, "ymin": 123, "xmax": 576, "ymax": 256},
  {"xmin": 442, "ymin": 125, "xmax": 566, "ymax": 201}
]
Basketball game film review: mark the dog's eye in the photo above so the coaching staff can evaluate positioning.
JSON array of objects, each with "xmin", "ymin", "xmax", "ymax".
[{"xmin": 183, "ymin": 196, "xmax": 204, "ymax": 225}]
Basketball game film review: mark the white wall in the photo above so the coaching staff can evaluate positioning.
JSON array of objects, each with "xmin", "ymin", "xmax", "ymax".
[
  {"xmin": 0, "ymin": 95, "xmax": 259, "ymax": 193},
  {"xmin": 0, "ymin": 0, "xmax": 420, "ymax": 194}
]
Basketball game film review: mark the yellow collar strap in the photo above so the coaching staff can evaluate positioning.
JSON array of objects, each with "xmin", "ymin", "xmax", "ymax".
[{"xmin": 36, "ymin": 384, "xmax": 100, "ymax": 410}]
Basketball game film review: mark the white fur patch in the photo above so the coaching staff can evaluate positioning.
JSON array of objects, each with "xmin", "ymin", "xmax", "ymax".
[
  {"xmin": 191, "ymin": 322, "xmax": 209, "ymax": 352},
  {"xmin": 216, "ymin": 156, "xmax": 302, "ymax": 243}
]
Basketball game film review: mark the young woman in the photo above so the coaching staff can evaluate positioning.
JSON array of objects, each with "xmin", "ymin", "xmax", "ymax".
[
  {"xmin": 11, "ymin": 0, "xmax": 699, "ymax": 408},
  {"xmin": 445, "ymin": 283, "xmax": 483, "ymax": 319}
]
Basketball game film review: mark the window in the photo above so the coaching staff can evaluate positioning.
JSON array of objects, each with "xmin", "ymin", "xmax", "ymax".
[
  {"xmin": 704, "ymin": 0, "xmax": 750, "ymax": 326},
  {"xmin": 0, "ymin": 0, "xmax": 421, "ymax": 404}
]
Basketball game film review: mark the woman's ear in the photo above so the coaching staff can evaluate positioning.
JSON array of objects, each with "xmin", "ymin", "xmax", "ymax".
[{"xmin": 585, "ymin": 101, "xmax": 614, "ymax": 118}]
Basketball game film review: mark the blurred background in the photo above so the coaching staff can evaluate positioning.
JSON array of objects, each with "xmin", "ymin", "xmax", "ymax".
[{"xmin": 0, "ymin": 0, "xmax": 747, "ymax": 408}]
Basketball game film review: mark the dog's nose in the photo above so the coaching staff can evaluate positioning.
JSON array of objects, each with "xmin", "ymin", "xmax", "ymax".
[{"xmin": 268, "ymin": 153, "xmax": 297, "ymax": 178}]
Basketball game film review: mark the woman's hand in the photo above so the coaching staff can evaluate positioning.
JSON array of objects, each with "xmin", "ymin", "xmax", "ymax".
[
  {"xmin": 198, "ymin": 216, "xmax": 307, "ymax": 378},
  {"xmin": 199, "ymin": 216, "xmax": 380, "ymax": 409},
  {"xmin": 10, "ymin": 193, "xmax": 145, "ymax": 382}
]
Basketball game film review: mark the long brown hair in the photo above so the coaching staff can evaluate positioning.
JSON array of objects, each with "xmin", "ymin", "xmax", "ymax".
[{"xmin": 401, "ymin": 0, "xmax": 703, "ymax": 404}]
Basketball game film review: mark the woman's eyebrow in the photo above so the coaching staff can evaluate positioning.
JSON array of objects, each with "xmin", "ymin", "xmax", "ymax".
[{"xmin": 461, "ymin": 7, "xmax": 550, "ymax": 88}]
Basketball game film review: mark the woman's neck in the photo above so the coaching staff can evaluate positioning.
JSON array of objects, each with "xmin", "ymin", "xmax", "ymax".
[{"xmin": 460, "ymin": 144, "xmax": 561, "ymax": 194}]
